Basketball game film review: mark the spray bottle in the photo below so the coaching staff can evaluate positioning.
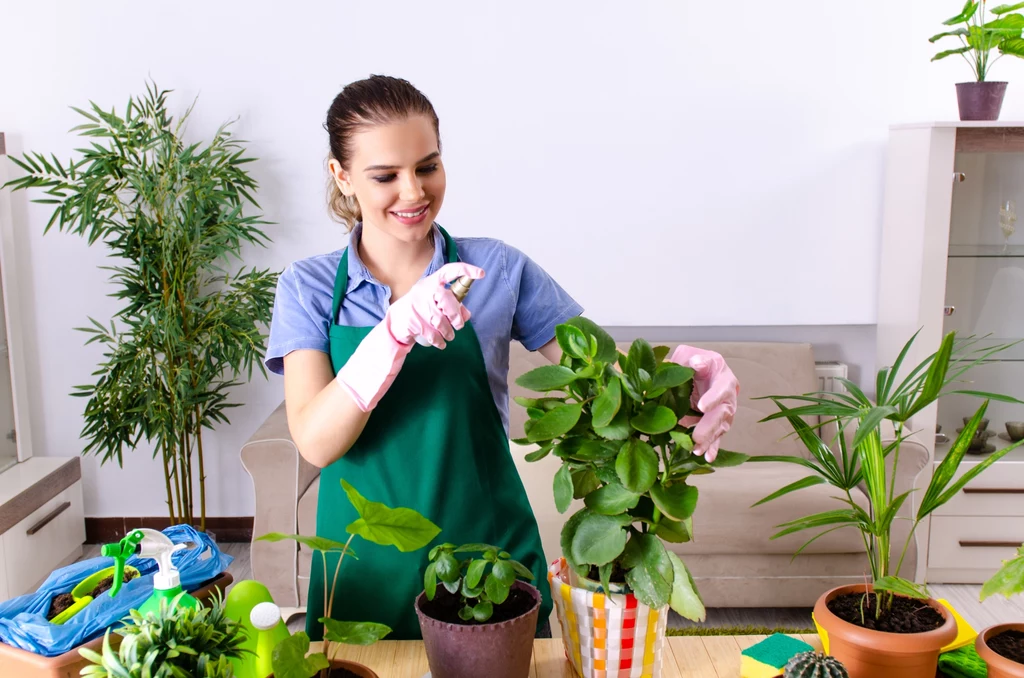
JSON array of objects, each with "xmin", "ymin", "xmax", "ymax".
[{"xmin": 102, "ymin": 528, "xmax": 200, "ymax": 616}]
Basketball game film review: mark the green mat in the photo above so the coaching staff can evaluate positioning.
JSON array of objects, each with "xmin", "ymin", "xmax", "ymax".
[{"xmin": 666, "ymin": 626, "xmax": 817, "ymax": 637}]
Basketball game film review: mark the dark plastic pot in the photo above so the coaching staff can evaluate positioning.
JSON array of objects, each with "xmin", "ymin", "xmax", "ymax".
[
  {"xmin": 957, "ymin": 81, "xmax": 1008, "ymax": 121},
  {"xmin": 415, "ymin": 581, "xmax": 540, "ymax": 678}
]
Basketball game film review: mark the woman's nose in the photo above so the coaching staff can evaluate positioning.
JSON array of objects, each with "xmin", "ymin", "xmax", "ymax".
[{"xmin": 400, "ymin": 172, "xmax": 425, "ymax": 202}]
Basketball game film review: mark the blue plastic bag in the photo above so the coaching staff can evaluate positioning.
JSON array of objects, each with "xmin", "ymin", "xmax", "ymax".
[{"xmin": 0, "ymin": 525, "xmax": 233, "ymax": 656}]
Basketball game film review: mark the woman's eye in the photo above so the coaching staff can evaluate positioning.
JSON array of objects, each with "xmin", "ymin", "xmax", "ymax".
[
  {"xmin": 372, "ymin": 174, "xmax": 396, "ymax": 184},
  {"xmin": 417, "ymin": 164, "xmax": 438, "ymax": 174}
]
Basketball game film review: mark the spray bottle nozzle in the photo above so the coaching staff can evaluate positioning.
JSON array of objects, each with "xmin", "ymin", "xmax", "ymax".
[{"xmin": 100, "ymin": 529, "xmax": 145, "ymax": 598}]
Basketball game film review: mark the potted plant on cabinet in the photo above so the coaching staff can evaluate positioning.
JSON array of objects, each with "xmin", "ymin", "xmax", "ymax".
[
  {"xmin": 79, "ymin": 591, "xmax": 246, "ymax": 677},
  {"xmin": 259, "ymin": 479, "xmax": 441, "ymax": 678},
  {"xmin": 976, "ymin": 544, "xmax": 1024, "ymax": 677},
  {"xmin": 751, "ymin": 331, "xmax": 1024, "ymax": 678},
  {"xmin": 930, "ymin": 0, "xmax": 1024, "ymax": 120},
  {"xmin": 414, "ymin": 542, "xmax": 539, "ymax": 678},
  {"xmin": 514, "ymin": 317, "xmax": 747, "ymax": 677}
]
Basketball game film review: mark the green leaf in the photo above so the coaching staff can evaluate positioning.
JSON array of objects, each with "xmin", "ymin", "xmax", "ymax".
[
  {"xmin": 629, "ymin": 339, "xmax": 658, "ymax": 377},
  {"xmin": 770, "ymin": 509, "xmax": 862, "ymax": 540},
  {"xmin": 655, "ymin": 517, "xmax": 692, "ymax": 543},
  {"xmin": 561, "ymin": 509, "xmax": 591, "ymax": 568},
  {"xmin": 554, "ymin": 464, "xmax": 574, "ymax": 513},
  {"xmin": 851, "ymin": 405, "xmax": 900, "ymax": 452},
  {"xmin": 435, "ymin": 552, "xmax": 461, "ymax": 583},
  {"xmin": 649, "ymin": 482, "xmax": 699, "ymax": 520},
  {"xmin": 572, "ymin": 512, "xmax": 629, "ymax": 566},
  {"xmin": 981, "ymin": 547, "xmax": 1024, "ymax": 600},
  {"xmin": 992, "ymin": 2, "xmax": 1024, "ymax": 14},
  {"xmin": 342, "ymin": 480, "xmax": 441, "ymax": 552},
  {"xmin": 458, "ymin": 606, "xmax": 475, "ymax": 621},
  {"xmin": 631, "ymin": 403, "xmax": 679, "ymax": 435},
  {"xmin": 622, "ymin": 533, "xmax": 673, "ymax": 609},
  {"xmin": 424, "ymin": 562, "xmax": 437, "ymax": 599},
  {"xmin": 752, "ymin": 476, "xmax": 826, "ymax": 507},
  {"xmin": 944, "ymin": 0, "xmax": 980, "ymax": 25},
  {"xmin": 572, "ymin": 440, "xmax": 619, "ymax": 461},
  {"xmin": 492, "ymin": 559, "xmax": 516, "ymax": 586},
  {"xmin": 652, "ymin": 363, "xmax": 694, "ymax": 391},
  {"xmin": 666, "ymin": 551, "xmax": 705, "ymax": 622},
  {"xmin": 508, "ymin": 559, "xmax": 534, "ymax": 580},
  {"xmin": 321, "ymin": 618, "xmax": 392, "ymax": 645},
  {"xmin": 592, "ymin": 377, "xmax": 622, "ymax": 428},
  {"xmin": 873, "ymin": 576, "xmax": 929, "ymax": 600},
  {"xmin": 473, "ymin": 600, "xmax": 494, "ymax": 622},
  {"xmin": 599, "ymin": 562, "xmax": 614, "ymax": 596},
  {"xmin": 556, "ymin": 324, "xmax": 591, "ymax": 360},
  {"xmin": 584, "ymin": 482, "xmax": 641, "ymax": 515},
  {"xmin": 256, "ymin": 532, "xmax": 351, "ymax": 554},
  {"xmin": 485, "ymin": 574, "xmax": 511, "ymax": 605},
  {"xmin": 272, "ymin": 632, "xmax": 330, "ymax": 678},
  {"xmin": 572, "ymin": 469, "xmax": 602, "ymax": 499},
  {"xmin": 524, "ymin": 443, "xmax": 554, "ymax": 462},
  {"xmin": 671, "ymin": 431, "xmax": 694, "ymax": 452},
  {"xmin": 595, "ymin": 407, "xmax": 631, "ymax": 440},
  {"xmin": 616, "ymin": 439, "xmax": 659, "ymax": 493},
  {"xmin": 930, "ymin": 27, "xmax": 971, "ymax": 42},
  {"xmin": 710, "ymin": 450, "xmax": 748, "ymax": 467},
  {"xmin": 516, "ymin": 365, "xmax": 578, "ymax": 392},
  {"xmin": 452, "ymin": 543, "xmax": 501, "ymax": 554},
  {"xmin": 466, "ymin": 559, "xmax": 488, "ymax": 589},
  {"xmin": 1000, "ymin": 36, "xmax": 1024, "ymax": 55},
  {"xmin": 527, "ymin": 404, "xmax": 584, "ymax": 442},
  {"xmin": 564, "ymin": 317, "xmax": 617, "ymax": 363}
]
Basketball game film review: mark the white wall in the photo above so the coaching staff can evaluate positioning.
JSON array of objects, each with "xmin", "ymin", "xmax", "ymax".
[{"xmin": 0, "ymin": 0, "xmax": 1019, "ymax": 517}]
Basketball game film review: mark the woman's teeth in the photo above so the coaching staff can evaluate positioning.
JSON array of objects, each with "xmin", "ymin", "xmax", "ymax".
[{"xmin": 394, "ymin": 206, "xmax": 427, "ymax": 218}]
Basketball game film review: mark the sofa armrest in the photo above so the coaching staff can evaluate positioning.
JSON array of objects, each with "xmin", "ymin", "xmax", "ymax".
[{"xmin": 240, "ymin": 401, "xmax": 320, "ymax": 607}]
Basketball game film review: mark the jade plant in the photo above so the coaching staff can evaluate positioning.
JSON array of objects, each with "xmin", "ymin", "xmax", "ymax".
[
  {"xmin": 423, "ymin": 542, "xmax": 534, "ymax": 622},
  {"xmin": 752, "ymin": 330, "xmax": 1024, "ymax": 619},
  {"xmin": 930, "ymin": 1, "xmax": 1024, "ymax": 81},
  {"xmin": 514, "ymin": 317, "xmax": 747, "ymax": 621},
  {"xmin": 259, "ymin": 479, "xmax": 440, "ymax": 678},
  {"xmin": 79, "ymin": 591, "xmax": 245, "ymax": 678}
]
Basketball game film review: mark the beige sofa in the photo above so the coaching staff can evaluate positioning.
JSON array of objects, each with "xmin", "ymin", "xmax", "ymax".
[{"xmin": 241, "ymin": 341, "xmax": 929, "ymax": 612}]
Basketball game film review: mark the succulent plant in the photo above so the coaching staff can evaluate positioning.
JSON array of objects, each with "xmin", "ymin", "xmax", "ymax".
[{"xmin": 784, "ymin": 651, "xmax": 849, "ymax": 678}]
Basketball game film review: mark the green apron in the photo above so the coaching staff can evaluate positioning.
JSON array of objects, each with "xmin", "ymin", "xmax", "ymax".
[{"xmin": 307, "ymin": 227, "xmax": 552, "ymax": 641}]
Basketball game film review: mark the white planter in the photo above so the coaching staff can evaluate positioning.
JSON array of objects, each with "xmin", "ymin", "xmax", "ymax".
[{"xmin": 548, "ymin": 558, "xmax": 669, "ymax": 678}]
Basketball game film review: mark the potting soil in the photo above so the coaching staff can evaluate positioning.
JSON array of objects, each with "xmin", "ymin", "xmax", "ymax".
[
  {"xmin": 989, "ymin": 629, "xmax": 1024, "ymax": 664},
  {"xmin": 826, "ymin": 592, "xmax": 944, "ymax": 634}
]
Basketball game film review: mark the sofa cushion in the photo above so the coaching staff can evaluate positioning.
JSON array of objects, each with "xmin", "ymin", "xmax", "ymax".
[{"xmin": 674, "ymin": 464, "xmax": 871, "ymax": 556}]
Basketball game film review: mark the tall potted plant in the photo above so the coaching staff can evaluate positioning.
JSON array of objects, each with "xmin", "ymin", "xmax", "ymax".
[
  {"xmin": 930, "ymin": 1, "xmax": 1024, "ymax": 120},
  {"xmin": 752, "ymin": 331, "xmax": 1024, "ymax": 678},
  {"xmin": 514, "ymin": 317, "xmax": 746, "ymax": 677},
  {"xmin": 3, "ymin": 82, "xmax": 280, "ymax": 530},
  {"xmin": 976, "ymin": 544, "xmax": 1024, "ymax": 678}
]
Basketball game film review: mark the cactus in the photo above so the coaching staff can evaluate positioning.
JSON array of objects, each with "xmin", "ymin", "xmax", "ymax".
[{"xmin": 783, "ymin": 651, "xmax": 849, "ymax": 678}]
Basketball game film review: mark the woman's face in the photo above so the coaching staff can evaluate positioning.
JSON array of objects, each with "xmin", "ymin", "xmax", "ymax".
[{"xmin": 331, "ymin": 114, "xmax": 446, "ymax": 244}]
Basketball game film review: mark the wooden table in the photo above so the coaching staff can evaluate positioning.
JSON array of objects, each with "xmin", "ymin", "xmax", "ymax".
[{"xmin": 318, "ymin": 633, "xmax": 825, "ymax": 677}]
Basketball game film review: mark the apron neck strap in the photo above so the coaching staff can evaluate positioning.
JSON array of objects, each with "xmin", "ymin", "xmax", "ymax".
[{"xmin": 332, "ymin": 226, "xmax": 458, "ymax": 321}]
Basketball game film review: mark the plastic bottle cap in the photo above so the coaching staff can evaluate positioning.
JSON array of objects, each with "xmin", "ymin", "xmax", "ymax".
[
  {"xmin": 250, "ymin": 601, "xmax": 283, "ymax": 631},
  {"xmin": 154, "ymin": 570, "xmax": 180, "ymax": 591}
]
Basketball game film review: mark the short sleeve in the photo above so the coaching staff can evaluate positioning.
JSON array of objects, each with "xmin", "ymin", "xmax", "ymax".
[
  {"xmin": 504, "ymin": 244, "xmax": 583, "ymax": 351},
  {"xmin": 264, "ymin": 264, "xmax": 331, "ymax": 375}
]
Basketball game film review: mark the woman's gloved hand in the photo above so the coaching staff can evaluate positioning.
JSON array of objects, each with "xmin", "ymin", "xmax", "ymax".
[
  {"xmin": 666, "ymin": 345, "xmax": 739, "ymax": 463},
  {"xmin": 335, "ymin": 262, "xmax": 484, "ymax": 412}
]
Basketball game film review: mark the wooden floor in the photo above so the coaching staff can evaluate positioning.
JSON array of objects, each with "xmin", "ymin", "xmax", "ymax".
[{"xmin": 82, "ymin": 542, "xmax": 1024, "ymax": 633}]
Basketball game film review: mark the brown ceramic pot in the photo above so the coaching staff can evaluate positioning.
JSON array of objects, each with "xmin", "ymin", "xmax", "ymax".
[
  {"xmin": 415, "ymin": 580, "xmax": 540, "ymax": 678},
  {"xmin": 813, "ymin": 584, "xmax": 957, "ymax": 678},
  {"xmin": 977, "ymin": 623, "xmax": 1024, "ymax": 678},
  {"xmin": 271, "ymin": 657, "xmax": 379, "ymax": 678}
]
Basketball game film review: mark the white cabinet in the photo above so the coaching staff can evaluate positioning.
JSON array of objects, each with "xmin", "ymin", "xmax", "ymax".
[
  {"xmin": 877, "ymin": 122, "xmax": 1024, "ymax": 583},
  {"xmin": 0, "ymin": 457, "xmax": 85, "ymax": 600}
]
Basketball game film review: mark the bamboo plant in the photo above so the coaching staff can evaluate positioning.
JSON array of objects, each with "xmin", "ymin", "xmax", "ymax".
[
  {"xmin": 752, "ymin": 331, "xmax": 1024, "ymax": 618},
  {"xmin": 3, "ymin": 82, "xmax": 279, "ymax": 529}
]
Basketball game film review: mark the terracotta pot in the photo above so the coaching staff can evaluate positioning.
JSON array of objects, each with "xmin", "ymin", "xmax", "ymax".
[
  {"xmin": 271, "ymin": 657, "xmax": 379, "ymax": 678},
  {"xmin": 415, "ymin": 580, "xmax": 540, "ymax": 678},
  {"xmin": 956, "ymin": 81, "xmax": 1008, "ymax": 121},
  {"xmin": 812, "ymin": 584, "xmax": 957, "ymax": 678},
  {"xmin": 977, "ymin": 623, "xmax": 1024, "ymax": 678}
]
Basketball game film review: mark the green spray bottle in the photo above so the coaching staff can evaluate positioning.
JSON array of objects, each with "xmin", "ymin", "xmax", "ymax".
[{"xmin": 102, "ymin": 528, "xmax": 199, "ymax": 616}]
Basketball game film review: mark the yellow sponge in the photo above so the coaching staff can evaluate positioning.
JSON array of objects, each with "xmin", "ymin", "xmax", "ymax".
[{"xmin": 740, "ymin": 634, "xmax": 815, "ymax": 678}]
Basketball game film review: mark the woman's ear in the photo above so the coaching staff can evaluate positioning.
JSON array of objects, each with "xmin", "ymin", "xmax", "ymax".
[{"xmin": 328, "ymin": 158, "xmax": 355, "ymax": 197}]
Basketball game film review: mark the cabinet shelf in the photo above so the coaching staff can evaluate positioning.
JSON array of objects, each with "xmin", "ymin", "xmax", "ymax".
[{"xmin": 948, "ymin": 244, "xmax": 1024, "ymax": 258}]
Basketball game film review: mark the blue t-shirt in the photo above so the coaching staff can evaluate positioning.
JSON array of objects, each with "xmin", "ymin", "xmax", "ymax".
[{"xmin": 264, "ymin": 223, "xmax": 584, "ymax": 434}]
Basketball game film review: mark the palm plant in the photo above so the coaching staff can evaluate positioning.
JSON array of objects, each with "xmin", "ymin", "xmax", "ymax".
[
  {"xmin": 751, "ymin": 331, "xmax": 1024, "ymax": 617},
  {"xmin": 2, "ymin": 82, "xmax": 279, "ymax": 529}
]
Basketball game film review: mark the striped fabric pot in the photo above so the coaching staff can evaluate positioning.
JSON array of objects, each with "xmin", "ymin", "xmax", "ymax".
[{"xmin": 548, "ymin": 558, "xmax": 669, "ymax": 678}]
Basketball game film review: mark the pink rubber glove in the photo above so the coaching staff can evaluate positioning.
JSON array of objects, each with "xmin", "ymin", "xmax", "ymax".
[
  {"xmin": 335, "ymin": 262, "xmax": 484, "ymax": 412},
  {"xmin": 666, "ymin": 345, "xmax": 739, "ymax": 463}
]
